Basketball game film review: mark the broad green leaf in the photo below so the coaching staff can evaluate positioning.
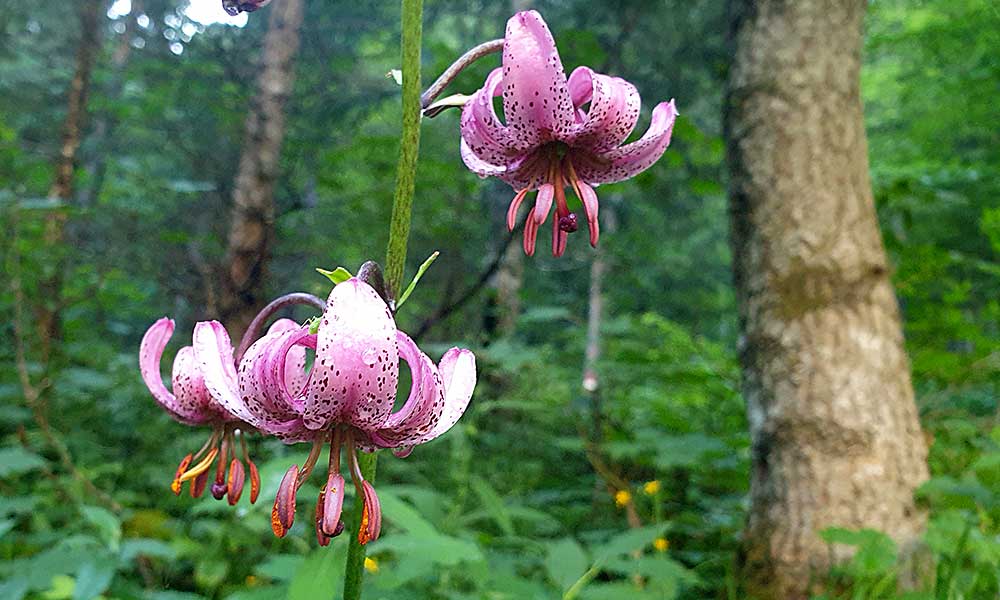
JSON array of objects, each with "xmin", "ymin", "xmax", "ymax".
[
  {"xmin": 545, "ymin": 538, "xmax": 589, "ymax": 593},
  {"xmin": 0, "ymin": 448, "xmax": 46, "ymax": 478},
  {"xmin": 194, "ymin": 557, "xmax": 228, "ymax": 590},
  {"xmin": 79, "ymin": 506, "xmax": 121, "ymax": 551},
  {"xmin": 593, "ymin": 525, "xmax": 666, "ymax": 563},
  {"xmin": 0, "ymin": 519, "xmax": 15, "ymax": 539},
  {"xmin": 119, "ymin": 538, "xmax": 176, "ymax": 562},
  {"xmin": 970, "ymin": 452, "xmax": 1000, "ymax": 487},
  {"xmin": 72, "ymin": 562, "xmax": 114, "ymax": 600},
  {"xmin": 378, "ymin": 490, "xmax": 437, "ymax": 537},
  {"xmin": 255, "ymin": 554, "xmax": 304, "ymax": 582},
  {"xmin": 43, "ymin": 574, "xmax": 75, "ymax": 600},
  {"xmin": 287, "ymin": 546, "xmax": 345, "ymax": 600},
  {"xmin": 470, "ymin": 476, "xmax": 515, "ymax": 536},
  {"xmin": 225, "ymin": 588, "xmax": 288, "ymax": 600},
  {"xmin": 0, "ymin": 577, "xmax": 29, "ymax": 600}
]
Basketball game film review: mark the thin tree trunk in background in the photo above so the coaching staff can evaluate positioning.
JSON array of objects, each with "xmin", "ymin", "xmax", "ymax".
[
  {"xmin": 724, "ymin": 1, "xmax": 929, "ymax": 598},
  {"xmin": 494, "ymin": 240, "xmax": 523, "ymax": 336},
  {"xmin": 219, "ymin": 0, "xmax": 304, "ymax": 340},
  {"xmin": 36, "ymin": 0, "xmax": 102, "ymax": 360}
]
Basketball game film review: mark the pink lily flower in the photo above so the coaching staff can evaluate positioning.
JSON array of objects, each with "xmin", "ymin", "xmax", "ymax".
[
  {"xmin": 194, "ymin": 278, "xmax": 477, "ymax": 545},
  {"xmin": 140, "ymin": 318, "xmax": 266, "ymax": 505},
  {"xmin": 460, "ymin": 10, "xmax": 678, "ymax": 256}
]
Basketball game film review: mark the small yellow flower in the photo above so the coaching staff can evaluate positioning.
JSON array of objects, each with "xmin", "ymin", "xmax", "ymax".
[
  {"xmin": 614, "ymin": 489, "xmax": 631, "ymax": 508},
  {"xmin": 245, "ymin": 575, "xmax": 259, "ymax": 587},
  {"xmin": 643, "ymin": 480, "xmax": 661, "ymax": 496},
  {"xmin": 653, "ymin": 537, "xmax": 669, "ymax": 552},
  {"xmin": 364, "ymin": 557, "xmax": 379, "ymax": 573}
]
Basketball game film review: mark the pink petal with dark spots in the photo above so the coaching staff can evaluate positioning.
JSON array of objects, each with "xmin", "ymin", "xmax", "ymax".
[{"xmin": 501, "ymin": 11, "xmax": 576, "ymax": 147}]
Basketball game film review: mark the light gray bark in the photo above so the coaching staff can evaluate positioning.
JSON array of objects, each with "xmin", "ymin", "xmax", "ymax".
[
  {"xmin": 723, "ymin": 1, "xmax": 929, "ymax": 597},
  {"xmin": 220, "ymin": 0, "xmax": 304, "ymax": 339}
]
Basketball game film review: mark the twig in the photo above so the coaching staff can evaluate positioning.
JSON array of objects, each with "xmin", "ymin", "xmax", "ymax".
[{"xmin": 413, "ymin": 226, "xmax": 517, "ymax": 340}]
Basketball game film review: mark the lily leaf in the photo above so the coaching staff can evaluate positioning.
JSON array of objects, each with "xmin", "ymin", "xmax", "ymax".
[
  {"xmin": 396, "ymin": 251, "xmax": 439, "ymax": 309},
  {"xmin": 315, "ymin": 266, "xmax": 352, "ymax": 285}
]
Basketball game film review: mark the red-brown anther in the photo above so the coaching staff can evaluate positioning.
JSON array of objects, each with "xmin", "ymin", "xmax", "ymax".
[
  {"xmin": 271, "ymin": 464, "xmax": 298, "ymax": 538},
  {"xmin": 247, "ymin": 459, "xmax": 261, "ymax": 504},
  {"xmin": 321, "ymin": 473, "xmax": 346, "ymax": 537},
  {"xmin": 357, "ymin": 480, "xmax": 382, "ymax": 545},
  {"xmin": 227, "ymin": 459, "xmax": 246, "ymax": 505},
  {"xmin": 212, "ymin": 438, "xmax": 229, "ymax": 500},
  {"xmin": 190, "ymin": 470, "xmax": 209, "ymax": 498},
  {"xmin": 171, "ymin": 454, "xmax": 193, "ymax": 495},
  {"xmin": 315, "ymin": 486, "xmax": 328, "ymax": 546}
]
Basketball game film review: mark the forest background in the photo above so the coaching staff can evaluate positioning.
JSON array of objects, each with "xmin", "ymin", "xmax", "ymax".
[{"xmin": 0, "ymin": 1, "xmax": 997, "ymax": 599}]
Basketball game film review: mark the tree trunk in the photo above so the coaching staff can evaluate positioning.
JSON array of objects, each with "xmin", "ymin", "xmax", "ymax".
[
  {"xmin": 36, "ymin": 0, "xmax": 103, "ymax": 360},
  {"xmin": 723, "ymin": 1, "xmax": 929, "ymax": 598},
  {"xmin": 219, "ymin": 0, "xmax": 304, "ymax": 340}
]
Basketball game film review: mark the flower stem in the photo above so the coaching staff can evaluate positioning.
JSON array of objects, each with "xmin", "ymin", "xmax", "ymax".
[
  {"xmin": 383, "ymin": 0, "xmax": 425, "ymax": 303},
  {"xmin": 420, "ymin": 38, "xmax": 503, "ymax": 109},
  {"xmin": 235, "ymin": 292, "xmax": 326, "ymax": 362},
  {"xmin": 342, "ymin": 2, "xmax": 423, "ymax": 599},
  {"xmin": 341, "ymin": 451, "xmax": 378, "ymax": 600}
]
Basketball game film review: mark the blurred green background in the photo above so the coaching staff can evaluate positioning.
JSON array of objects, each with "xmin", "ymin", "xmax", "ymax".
[{"xmin": 0, "ymin": 1, "xmax": 997, "ymax": 599}]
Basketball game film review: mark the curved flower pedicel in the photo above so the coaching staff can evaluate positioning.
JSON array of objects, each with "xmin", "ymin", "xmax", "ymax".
[
  {"xmin": 140, "ymin": 318, "xmax": 265, "ymax": 505},
  {"xmin": 194, "ymin": 278, "xmax": 477, "ymax": 546},
  {"xmin": 460, "ymin": 10, "xmax": 678, "ymax": 256}
]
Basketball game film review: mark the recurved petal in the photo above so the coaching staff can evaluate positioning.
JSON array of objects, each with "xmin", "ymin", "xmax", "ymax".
[
  {"xmin": 193, "ymin": 321, "xmax": 256, "ymax": 425},
  {"xmin": 377, "ymin": 348, "xmax": 476, "ymax": 449},
  {"xmin": 372, "ymin": 332, "xmax": 444, "ymax": 449},
  {"xmin": 302, "ymin": 279, "xmax": 399, "ymax": 432},
  {"xmin": 501, "ymin": 11, "xmax": 576, "ymax": 147},
  {"xmin": 573, "ymin": 100, "xmax": 678, "ymax": 185},
  {"xmin": 566, "ymin": 66, "xmax": 642, "ymax": 152},
  {"xmin": 140, "ymin": 318, "xmax": 209, "ymax": 425},
  {"xmin": 171, "ymin": 346, "xmax": 218, "ymax": 422},
  {"xmin": 268, "ymin": 318, "xmax": 309, "ymax": 396},
  {"xmin": 460, "ymin": 68, "xmax": 521, "ymax": 169}
]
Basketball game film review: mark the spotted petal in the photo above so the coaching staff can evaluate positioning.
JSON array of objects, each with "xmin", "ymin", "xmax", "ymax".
[
  {"xmin": 566, "ymin": 66, "xmax": 641, "ymax": 152},
  {"xmin": 501, "ymin": 10, "xmax": 576, "ymax": 148},
  {"xmin": 302, "ymin": 279, "xmax": 399, "ymax": 432},
  {"xmin": 572, "ymin": 100, "xmax": 678, "ymax": 185},
  {"xmin": 460, "ymin": 68, "xmax": 521, "ymax": 171},
  {"xmin": 140, "ymin": 318, "xmax": 216, "ymax": 425},
  {"xmin": 193, "ymin": 320, "xmax": 256, "ymax": 426},
  {"xmin": 377, "ymin": 347, "xmax": 476, "ymax": 453}
]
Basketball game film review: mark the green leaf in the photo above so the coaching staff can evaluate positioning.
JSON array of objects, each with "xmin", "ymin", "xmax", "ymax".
[
  {"xmin": 593, "ymin": 525, "xmax": 666, "ymax": 563},
  {"xmin": 255, "ymin": 554, "xmax": 304, "ymax": 582},
  {"xmin": 79, "ymin": 506, "xmax": 121, "ymax": 551},
  {"xmin": 0, "ymin": 577, "xmax": 29, "ymax": 600},
  {"xmin": 545, "ymin": 538, "xmax": 590, "ymax": 593},
  {"xmin": 316, "ymin": 266, "xmax": 352, "ymax": 285},
  {"xmin": 0, "ymin": 447, "xmax": 46, "ymax": 478},
  {"xmin": 225, "ymin": 588, "xmax": 288, "ymax": 600},
  {"xmin": 470, "ymin": 476, "xmax": 515, "ymax": 536},
  {"xmin": 194, "ymin": 557, "xmax": 228, "ymax": 590},
  {"xmin": 119, "ymin": 538, "xmax": 175, "ymax": 562},
  {"xmin": 396, "ymin": 251, "xmax": 439, "ymax": 309},
  {"xmin": 72, "ymin": 562, "xmax": 114, "ymax": 600},
  {"xmin": 970, "ymin": 452, "xmax": 1000, "ymax": 487},
  {"xmin": 287, "ymin": 546, "xmax": 345, "ymax": 600},
  {"xmin": 0, "ymin": 519, "xmax": 15, "ymax": 539}
]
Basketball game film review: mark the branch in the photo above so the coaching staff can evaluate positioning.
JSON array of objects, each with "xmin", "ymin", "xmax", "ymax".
[{"xmin": 413, "ymin": 227, "xmax": 517, "ymax": 340}]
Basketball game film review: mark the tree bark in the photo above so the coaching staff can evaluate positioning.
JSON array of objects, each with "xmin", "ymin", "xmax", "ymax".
[
  {"xmin": 218, "ymin": 0, "xmax": 304, "ymax": 340},
  {"xmin": 723, "ymin": 1, "xmax": 929, "ymax": 598},
  {"xmin": 35, "ymin": 0, "xmax": 103, "ymax": 360}
]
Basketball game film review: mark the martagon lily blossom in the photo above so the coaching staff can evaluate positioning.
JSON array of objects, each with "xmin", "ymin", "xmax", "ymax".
[
  {"xmin": 194, "ymin": 277, "xmax": 477, "ymax": 546},
  {"xmin": 460, "ymin": 11, "xmax": 678, "ymax": 256},
  {"xmin": 139, "ymin": 318, "xmax": 262, "ymax": 505}
]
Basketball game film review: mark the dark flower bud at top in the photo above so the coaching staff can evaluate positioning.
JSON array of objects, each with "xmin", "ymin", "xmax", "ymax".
[{"xmin": 222, "ymin": 0, "xmax": 272, "ymax": 16}]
